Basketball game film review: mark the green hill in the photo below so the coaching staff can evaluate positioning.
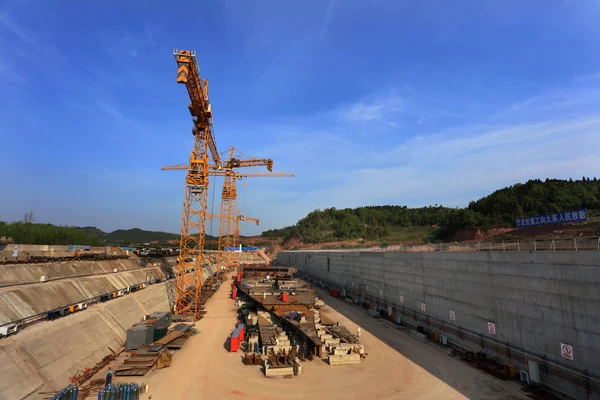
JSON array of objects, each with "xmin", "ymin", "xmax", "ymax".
[
  {"xmin": 0, "ymin": 220, "xmax": 225, "ymax": 246},
  {"xmin": 0, "ymin": 222, "xmax": 182, "ymax": 246},
  {"xmin": 262, "ymin": 177, "xmax": 600, "ymax": 244},
  {"xmin": 107, "ymin": 228, "xmax": 179, "ymax": 244}
]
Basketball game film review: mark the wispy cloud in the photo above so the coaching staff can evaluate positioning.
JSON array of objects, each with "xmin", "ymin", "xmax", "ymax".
[
  {"xmin": 319, "ymin": 0, "xmax": 337, "ymax": 37},
  {"xmin": 96, "ymin": 100, "xmax": 151, "ymax": 140},
  {"xmin": 246, "ymin": 80, "xmax": 600, "ymax": 231},
  {"xmin": 337, "ymin": 90, "xmax": 404, "ymax": 123},
  {"xmin": 0, "ymin": 11, "xmax": 31, "ymax": 41}
]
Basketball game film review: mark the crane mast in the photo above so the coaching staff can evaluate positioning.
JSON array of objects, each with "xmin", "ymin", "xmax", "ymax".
[
  {"xmin": 216, "ymin": 148, "xmax": 238, "ymax": 272},
  {"xmin": 234, "ymin": 215, "xmax": 260, "ymax": 250},
  {"xmin": 214, "ymin": 147, "xmax": 273, "ymax": 273},
  {"xmin": 172, "ymin": 49, "xmax": 218, "ymax": 319}
]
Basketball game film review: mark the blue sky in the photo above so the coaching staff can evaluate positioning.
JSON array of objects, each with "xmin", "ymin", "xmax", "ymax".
[{"xmin": 1, "ymin": 1, "xmax": 600, "ymax": 236}]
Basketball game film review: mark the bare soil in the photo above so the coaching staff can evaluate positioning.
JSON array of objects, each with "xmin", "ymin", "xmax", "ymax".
[
  {"xmin": 449, "ymin": 221, "xmax": 600, "ymax": 242},
  {"xmin": 115, "ymin": 282, "xmax": 530, "ymax": 400}
]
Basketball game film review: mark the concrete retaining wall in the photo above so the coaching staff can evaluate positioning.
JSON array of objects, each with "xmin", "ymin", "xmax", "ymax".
[
  {"xmin": 0, "ymin": 282, "xmax": 171, "ymax": 399},
  {"xmin": 279, "ymin": 250, "xmax": 600, "ymax": 400},
  {"xmin": 0, "ymin": 256, "xmax": 177, "ymax": 287},
  {"xmin": 0, "ymin": 244, "xmax": 125, "ymax": 258},
  {"xmin": 0, "ymin": 266, "xmax": 171, "ymax": 324}
]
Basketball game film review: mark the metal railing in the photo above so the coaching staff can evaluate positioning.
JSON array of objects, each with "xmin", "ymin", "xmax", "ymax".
[{"xmin": 283, "ymin": 237, "xmax": 600, "ymax": 253}]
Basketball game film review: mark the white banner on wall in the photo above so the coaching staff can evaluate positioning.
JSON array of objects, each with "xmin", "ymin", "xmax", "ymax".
[
  {"xmin": 449, "ymin": 310, "xmax": 455, "ymax": 321},
  {"xmin": 399, "ymin": 295, "xmax": 404, "ymax": 304},
  {"xmin": 421, "ymin": 303, "xmax": 426, "ymax": 312},
  {"xmin": 488, "ymin": 322, "xmax": 496, "ymax": 335}
]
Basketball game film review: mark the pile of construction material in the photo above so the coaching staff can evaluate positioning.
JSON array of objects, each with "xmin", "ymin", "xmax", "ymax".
[
  {"xmin": 263, "ymin": 348, "xmax": 302, "ymax": 377},
  {"xmin": 255, "ymin": 317, "xmax": 303, "ymax": 377},
  {"xmin": 116, "ymin": 323, "xmax": 194, "ymax": 376},
  {"xmin": 325, "ymin": 342, "xmax": 366, "ymax": 366},
  {"xmin": 315, "ymin": 314, "xmax": 365, "ymax": 365},
  {"xmin": 126, "ymin": 312, "xmax": 172, "ymax": 350},
  {"xmin": 282, "ymin": 308, "xmax": 366, "ymax": 366},
  {"xmin": 258, "ymin": 326, "xmax": 294, "ymax": 355}
]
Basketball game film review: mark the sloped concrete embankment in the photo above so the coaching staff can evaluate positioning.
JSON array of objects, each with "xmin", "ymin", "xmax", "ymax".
[
  {"xmin": 0, "ymin": 256, "xmax": 177, "ymax": 287},
  {"xmin": 0, "ymin": 266, "xmax": 171, "ymax": 325},
  {"xmin": 0, "ymin": 282, "xmax": 170, "ymax": 399},
  {"xmin": 0, "ymin": 244, "xmax": 128, "ymax": 258},
  {"xmin": 0, "ymin": 263, "xmax": 217, "ymax": 400}
]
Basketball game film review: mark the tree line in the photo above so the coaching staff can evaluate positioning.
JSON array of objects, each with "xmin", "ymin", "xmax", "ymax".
[
  {"xmin": 261, "ymin": 178, "xmax": 600, "ymax": 243},
  {"xmin": 0, "ymin": 221, "xmax": 103, "ymax": 245}
]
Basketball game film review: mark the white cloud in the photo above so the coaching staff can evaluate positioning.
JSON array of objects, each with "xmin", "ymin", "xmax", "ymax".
[
  {"xmin": 235, "ymin": 82, "xmax": 600, "ymax": 234},
  {"xmin": 330, "ymin": 116, "xmax": 600, "ymax": 206},
  {"xmin": 341, "ymin": 102, "xmax": 383, "ymax": 122},
  {"xmin": 337, "ymin": 90, "xmax": 404, "ymax": 123}
]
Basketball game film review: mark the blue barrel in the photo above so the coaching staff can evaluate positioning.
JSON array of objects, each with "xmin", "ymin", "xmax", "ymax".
[{"xmin": 254, "ymin": 341, "xmax": 259, "ymax": 353}]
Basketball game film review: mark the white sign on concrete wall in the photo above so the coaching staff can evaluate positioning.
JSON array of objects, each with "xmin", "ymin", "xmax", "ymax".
[
  {"xmin": 488, "ymin": 322, "xmax": 496, "ymax": 335},
  {"xmin": 380, "ymin": 289, "xmax": 383, "ymax": 297},
  {"xmin": 561, "ymin": 343, "xmax": 574, "ymax": 361},
  {"xmin": 421, "ymin": 303, "xmax": 426, "ymax": 312},
  {"xmin": 399, "ymin": 295, "xmax": 404, "ymax": 304},
  {"xmin": 449, "ymin": 310, "xmax": 455, "ymax": 321}
]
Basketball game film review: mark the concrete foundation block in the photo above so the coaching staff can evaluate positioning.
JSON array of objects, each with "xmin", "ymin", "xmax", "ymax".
[{"xmin": 327, "ymin": 353, "xmax": 361, "ymax": 365}]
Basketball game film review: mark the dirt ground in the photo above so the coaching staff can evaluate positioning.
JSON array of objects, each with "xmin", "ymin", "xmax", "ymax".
[{"xmin": 112, "ymin": 282, "xmax": 530, "ymax": 400}]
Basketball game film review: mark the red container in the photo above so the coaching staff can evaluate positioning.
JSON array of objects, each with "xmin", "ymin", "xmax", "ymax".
[
  {"xmin": 237, "ymin": 326, "xmax": 245, "ymax": 341},
  {"xmin": 230, "ymin": 332, "xmax": 240, "ymax": 352},
  {"xmin": 232, "ymin": 287, "xmax": 237, "ymax": 300},
  {"xmin": 282, "ymin": 292, "xmax": 289, "ymax": 302}
]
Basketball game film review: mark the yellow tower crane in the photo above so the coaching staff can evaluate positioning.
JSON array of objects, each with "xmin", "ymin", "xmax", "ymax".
[
  {"xmin": 161, "ymin": 164, "xmax": 293, "ymax": 274},
  {"xmin": 171, "ymin": 49, "xmax": 221, "ymax": 320},
  {"xmin": 234, "ymin": 214, "xmax": 260, "ymax": 250},
  {"xmin": 206, "ymin": 213, "xmax": 259, "ymax": 252},
  {"xmin": 163, "ymin": 146, "xmax": 289, "ymax": 274}
]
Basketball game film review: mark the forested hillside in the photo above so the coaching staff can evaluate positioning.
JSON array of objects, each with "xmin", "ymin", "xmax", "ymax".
[
  {"xmin": 0, "ymin": 221, "xmax": 181, "ymax": 246},
  {"xmin": 107, "ymin": 228, "xmax": 179, "ymax": 244},
  {"xmin": 0, "ymin": 222, "xmax": 103, "ymax": 245},
  {"xmin": 262, "ymin": 178, "xmax": 600, "ymax": 244}
]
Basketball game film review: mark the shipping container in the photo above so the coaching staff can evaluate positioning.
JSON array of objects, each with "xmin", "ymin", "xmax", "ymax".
[{"xmin": 230, "ymin": 328, "xmax": 241, "ymax": 352}]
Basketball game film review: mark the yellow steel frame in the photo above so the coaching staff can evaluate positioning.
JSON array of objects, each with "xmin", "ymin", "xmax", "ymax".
[{"xmin": 173, "ymin": 49, "xmax": 220, "ymax": 319}]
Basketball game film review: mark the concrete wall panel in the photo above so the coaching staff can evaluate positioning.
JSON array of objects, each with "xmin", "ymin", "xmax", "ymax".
[{"xmin": 280, "ymin": 250, "xmax": 600, "ymax": 400}]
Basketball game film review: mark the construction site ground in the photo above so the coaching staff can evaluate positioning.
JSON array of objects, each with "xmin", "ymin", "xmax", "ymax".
[{"xmin": 110, "ymin": 280, "xmax": 531, "ymax": 400}]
